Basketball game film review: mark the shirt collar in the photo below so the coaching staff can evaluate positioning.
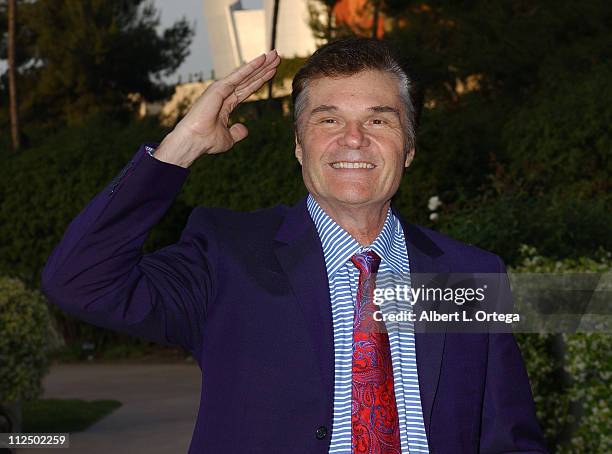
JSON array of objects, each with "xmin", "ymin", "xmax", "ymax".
[{"xmin": 306, "ymin": 193, "xmax": 403, "ymax": 277}]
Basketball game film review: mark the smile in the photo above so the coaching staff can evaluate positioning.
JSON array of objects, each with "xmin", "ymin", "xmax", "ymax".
[{"xmin": 330, "ymin": 161, "xmax": 375, "ymax": 169}]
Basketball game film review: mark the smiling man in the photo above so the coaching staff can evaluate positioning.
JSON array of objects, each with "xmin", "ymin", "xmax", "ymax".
[
  {"xmin": 294, "ymin": 68, "xmax": 413, "ymax": 246},
  {"xmin": 42, "ymin": 38, "xmax": 548, "ymax": 453}
]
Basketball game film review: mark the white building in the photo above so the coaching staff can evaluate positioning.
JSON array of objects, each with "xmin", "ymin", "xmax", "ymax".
[
  {"xmin": 138, "ymin": 1, "xmax": 323, "ymax": 123},
  {"xmin": 203, "ymin": 0, "xmax": 321, "ymax": 79}
]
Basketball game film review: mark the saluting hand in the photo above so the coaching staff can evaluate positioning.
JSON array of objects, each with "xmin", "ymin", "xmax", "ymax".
[{"xmin": 155, "ymin": 49, "xmax": 281, "ymax": 168}]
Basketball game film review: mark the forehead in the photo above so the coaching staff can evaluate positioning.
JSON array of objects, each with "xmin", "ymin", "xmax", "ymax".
[{"xmin": 306, "ymin": 69, "xmax": 401, "ymax": 109}]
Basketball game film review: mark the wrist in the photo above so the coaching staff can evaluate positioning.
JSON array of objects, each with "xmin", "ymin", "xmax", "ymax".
[{"xmin": 154, "ymin": 129, "xmax": 206, "ymax": 168}]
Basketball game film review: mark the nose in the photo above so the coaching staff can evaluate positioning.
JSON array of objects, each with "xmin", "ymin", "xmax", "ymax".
[{"xmin": 339, "ymin": 121, "xmax": 370, "ymax": 148}]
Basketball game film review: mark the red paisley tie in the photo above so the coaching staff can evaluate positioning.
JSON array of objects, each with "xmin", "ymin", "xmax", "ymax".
[{"xmin": 351, "ymin": 250, "xmax": 401, "ymax": 454}]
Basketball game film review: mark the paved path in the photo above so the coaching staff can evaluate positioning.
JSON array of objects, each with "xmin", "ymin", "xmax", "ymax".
[{"xmin": 19, "ymin": 361, "xmax": 201, "ymax": 454}]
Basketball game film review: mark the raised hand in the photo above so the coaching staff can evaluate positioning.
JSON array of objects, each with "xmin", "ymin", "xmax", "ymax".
[{"xmin": 155, "ymin": 49, "xmax": 281, "ymax": 168}]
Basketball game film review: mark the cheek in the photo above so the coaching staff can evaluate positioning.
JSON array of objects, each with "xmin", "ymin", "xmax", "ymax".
[
  {"xmin": 301, "ymin": 137, "xmax": 333, "ymax": 165},
  {"xmin": 378, "ymin": 138, "xmax": 405, "ymax": 163}
]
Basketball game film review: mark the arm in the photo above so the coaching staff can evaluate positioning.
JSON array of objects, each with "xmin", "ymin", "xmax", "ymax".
[
  {"xmin": 479, "ymin": 257, "xmax": 549, "ymax": 453},
  {"xmin": 41, "ymin": 144, "xmax": 214, "ymax": 356},
  {"xmin": 41, "ymin": 50, "xmax": 281, "ymax": 357}
]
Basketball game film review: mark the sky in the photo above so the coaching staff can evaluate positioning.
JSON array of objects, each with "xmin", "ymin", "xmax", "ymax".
[
  {"xmin": 0, "ymin": 0, "xmax": 265, "ymax": 82},
  {"xmin": 155, "ymin": 0, "xmax": 264, "ymax": 83}
]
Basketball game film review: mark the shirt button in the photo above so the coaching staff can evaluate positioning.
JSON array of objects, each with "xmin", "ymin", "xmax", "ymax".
[{"xmin": 315, "ymin": 425, "xmax": 328, "ymax": 440}]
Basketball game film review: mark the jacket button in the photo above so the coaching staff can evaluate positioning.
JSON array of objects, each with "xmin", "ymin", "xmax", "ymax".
[{"xmin": 315, "ymin": 425, "xmax": 328, "ymax": 440}]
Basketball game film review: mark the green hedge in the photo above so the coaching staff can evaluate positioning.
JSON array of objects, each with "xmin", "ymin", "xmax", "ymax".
[
  {"xmin": 181, "ymin": 107, "xmax": 304, "ymax": 210},
  {"xmin": 0, "ymin": 114, "xmax": 181, "ymax": 286},
  {"xmin": 512, "ymin": 247, "xmax": 611, "ymax": 453},
  {"xmin": 0, "ymin": 276, "xmax": 50, "ymax": 402},
  {"xmin": 438, "ymin": 192, "xmax": 611, "ymax": 264}
]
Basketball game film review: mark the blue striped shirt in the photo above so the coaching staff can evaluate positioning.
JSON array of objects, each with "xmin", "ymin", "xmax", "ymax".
[{"xmin": 306, "ymin": 194, "xmax": 429, "ymax": 453}]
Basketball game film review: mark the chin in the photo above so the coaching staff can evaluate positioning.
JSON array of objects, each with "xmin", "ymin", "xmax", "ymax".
[{"xmin": 329, "ymin": 190, "xmax": 375, "ymax": 206}]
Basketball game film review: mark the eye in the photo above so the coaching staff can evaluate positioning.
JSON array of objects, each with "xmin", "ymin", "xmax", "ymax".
[
  {"xmin": 371, "ymin": 118, "xmax": 386, "ymax": 125},
  {"xmin": 321, "ymin": 118, "xmax": 337, "ymax": 124}
]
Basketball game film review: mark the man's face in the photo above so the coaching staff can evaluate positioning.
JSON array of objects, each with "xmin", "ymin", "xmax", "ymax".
[{"xmin": 295, "ymin": 69, "xmax": 414, "ymax": 212}]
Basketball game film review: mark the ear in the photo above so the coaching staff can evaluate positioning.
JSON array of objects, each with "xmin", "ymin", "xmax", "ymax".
[
  {"xmin": 404, "ymin": 147, "xmax": 415, "ymax": 168},
  {"xmin": 294, "ymin": 132, "xmax": 303, "ymax": 165}
]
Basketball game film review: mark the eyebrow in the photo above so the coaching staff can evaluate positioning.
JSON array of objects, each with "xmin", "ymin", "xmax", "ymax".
[{"xmin": 309, "ymin": 104, "xmax": 401, "ymax": 118}]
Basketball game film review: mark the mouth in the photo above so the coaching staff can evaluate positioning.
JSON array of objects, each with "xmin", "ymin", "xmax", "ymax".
[{"xmin": 329, "ymin": 161, "xmax": 376, "ymax": 169}]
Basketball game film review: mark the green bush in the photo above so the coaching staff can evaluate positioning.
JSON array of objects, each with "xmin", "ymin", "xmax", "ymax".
[
  {"xmin": 403, "ymin": 63, "xmax": 612, "ymax": 266},
  {"xmin": 501, "ymin": 63, "xmax": 611, "ymax": 201},
  {"xmin": 0, "ymin": 276, "xmax": 51, "ymax": 402},
  {"xmin": 181, "ymin": 107, "xmax": 304, "ymax": 210},
  {"xmin": 0, "ymin": 109, "xmax": 301, "ymax": 290},
  {"xmin": 512, "ymin": 248, "xmax": 611, "ymax": 453},
  {"xmin": 438, "ymin": 192, "xmax": 611, "ymax": 265},
  {"xmin": 0, "ymin": 113, "xmax": 175, "ymax": 288},
  {"xmin": 0, "ymin": 114, "xmax": 186, "ymax": 349}
]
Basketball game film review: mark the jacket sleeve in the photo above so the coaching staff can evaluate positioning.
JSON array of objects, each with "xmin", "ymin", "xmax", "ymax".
[
  {"xmin": 40, "ymin": 144, "xmax": 214, "ymax": 358},
  {"xmin": 479, "ymin": 256, "xmax": 549, "ymax": 453}
]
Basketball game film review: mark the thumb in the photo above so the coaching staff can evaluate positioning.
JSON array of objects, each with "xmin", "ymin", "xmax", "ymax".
[{"xmin": 229, "ymin": 123, "xmax": 248, "ymax": 144}]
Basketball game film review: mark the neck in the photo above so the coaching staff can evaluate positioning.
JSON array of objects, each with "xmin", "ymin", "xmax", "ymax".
[{"xmin": 313, "ymin": 196, "xmax": 390, "ymax": 246}]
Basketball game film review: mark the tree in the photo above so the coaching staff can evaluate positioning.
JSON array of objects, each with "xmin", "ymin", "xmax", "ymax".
[
  {"xmin": 308, "ymin": 0, "xmax": 343, "ymax": 42},
  {"xmin": 1, "ymin": 0, "xmax": 194, "ymax": 127}
]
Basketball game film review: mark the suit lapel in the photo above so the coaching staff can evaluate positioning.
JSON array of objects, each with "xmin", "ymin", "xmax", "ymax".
[
  {"xmin": 393, "ymin": 207, "xmax": 449, "ymax": 438},
  {"xmin": 273, "ymin": 197, "xmax": 335, "ymax": 407}
]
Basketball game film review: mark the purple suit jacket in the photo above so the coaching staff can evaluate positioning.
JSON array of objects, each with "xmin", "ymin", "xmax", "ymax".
[{"xmin": 41, "ymin": 144, "xmax": 547, "ymax": 453}]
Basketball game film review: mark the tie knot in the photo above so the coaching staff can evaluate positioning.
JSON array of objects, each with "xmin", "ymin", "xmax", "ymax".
[{"xmin": 351, "ymin": 250, "xmax": 381, "ymax": 275}]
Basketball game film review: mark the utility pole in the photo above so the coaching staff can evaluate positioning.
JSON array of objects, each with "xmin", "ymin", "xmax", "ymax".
[
  {"xmin": 267, "ymin": 0, "xmax": 280, "ymax": 102},
  {"xmin": 8, "ymin": 0, "xmax": 21, "ymax": 151}
]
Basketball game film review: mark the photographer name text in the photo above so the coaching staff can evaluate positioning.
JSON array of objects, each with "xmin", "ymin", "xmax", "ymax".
[{"xmin": 373, "ymin": 310, "xmax": 520, "ymax": 324}]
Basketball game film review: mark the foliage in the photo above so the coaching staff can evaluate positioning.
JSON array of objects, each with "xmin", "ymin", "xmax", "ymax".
[
  {"xmin": 0, "ymin": 275, "xmax": 50, "ymax": 402},
  {"xmin": 0, "ymin": 0, "xmax": 194, "ymax": 127},
  {"xmin": 500, "ymin": 63, "xmax": 611, "ymax": 200},
  {"xmin": 378, "ymin": 1, "xmax": 612, "ymax": 264},
  {"xmin": 384, "ymin": 1, "xmax": 610, "ymax": 103},
  {"xmin": 272, "ymin": 56, "xmax": 307, "ymax": 89},
  {"xmin": 307, "ymin": 0, "xmax": 339, "ymax": 42},
  {"xmin": 436, "ymin": 191, "xmax": 611, "ymax": 264},
  {"xmin": 512, "ymin": 249, "xmax": 611, "ymax": 453},
  {"xmin": 396, "ymin": 66, "xmax": 611, "ymax": 263},
  {"xmin": 182, "ymin": 106, "xmax": 305, "ymax": 210},
  {"xmin": 0, "ymin": 113, "xmax": 176, "ymax": 286}
]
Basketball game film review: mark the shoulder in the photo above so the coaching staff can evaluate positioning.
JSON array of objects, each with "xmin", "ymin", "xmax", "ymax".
[
  {"xmin": 186, "ymin": 203, "xmax": 289, "ymax": 241},
  {"xmin": 404, "ymin": 222, "xmax": 505, "ymax": 273}
]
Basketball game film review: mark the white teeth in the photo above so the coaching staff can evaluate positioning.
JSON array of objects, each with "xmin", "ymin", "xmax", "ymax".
[{"xmin": 331, "ymin": 162, "xmax": 375, "ymax": 169}]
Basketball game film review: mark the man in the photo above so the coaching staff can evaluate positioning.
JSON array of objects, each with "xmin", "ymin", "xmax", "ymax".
[{"xmin": 41, "ymin": 38, "xmax": 547, "ymax": 453}]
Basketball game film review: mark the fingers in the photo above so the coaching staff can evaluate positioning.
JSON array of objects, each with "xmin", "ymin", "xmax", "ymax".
[
  {"xmin": 214, "ymin": 50, "xmax": 278, "ymax": 99},
  {"xmin": 229, "ymin": 123, "xmax": 248, "ymax": 144},
  {"xmin": 235, "ymin": 53, "xmax": 281, "ymax": 93},
  {"xmin": 234, "ymin": 66, "xmax": 278, "ymax": 104}
]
